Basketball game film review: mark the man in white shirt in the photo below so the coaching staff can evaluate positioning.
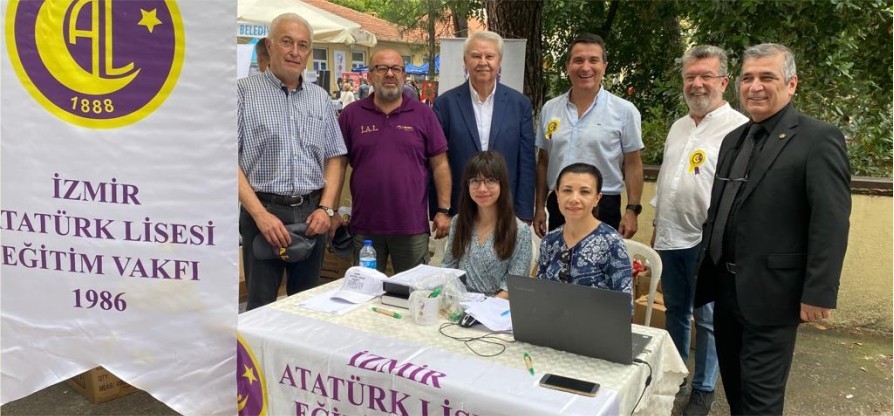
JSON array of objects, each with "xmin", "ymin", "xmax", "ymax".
[
  {"xmin": 534, "ymin": 33, "xmax": 644, "ymax": 238},
  {"xmin": 651, "ymin": 45, "xmax": 747, "ymax": 415}
]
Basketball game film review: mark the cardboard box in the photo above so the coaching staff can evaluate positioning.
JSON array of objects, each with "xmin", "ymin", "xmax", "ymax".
[
  {"xmin": 634, "ymin": 294, "xmax": 696, "ymax": 350},
  {"xmin": 321, "ymin": 250, "xmax": 352, "ymax": 283},
  {"xmin": 634, "ymin": 293, "xmax": 666, "ymax": 329},
  {"xmin": 633, "ymin": 271, "xmax": 662, "ymax": 301},
  {"xmin": 67, "ymin": 367, "xmax": 137, "ymax": 404}
]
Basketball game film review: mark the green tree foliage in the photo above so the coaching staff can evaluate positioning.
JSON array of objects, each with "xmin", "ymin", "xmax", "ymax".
[
  {"xmin": 541, "ymin": 0, "xmax": 688, "ymax": 167},
  {"xmin": 334, "ymin": 0, "xmax": 891, "ymax": 176},
  {"xmin": 683, "ymin": 0, "xmax": 892, "ymax": 177},
  {"xmin": 327, "ymin": 0, "xmax": 423, "ymax": 27},
  {"xmin": 539, "ymin": 0, "xmax": 891, "ymax": 176},
  {"xmin": 329, "ymin": 0, "xmax": 483, "ymax": 77},
  {"xmin": 328, "ymin": 0, "xmax": 441, "ymax": 76}
]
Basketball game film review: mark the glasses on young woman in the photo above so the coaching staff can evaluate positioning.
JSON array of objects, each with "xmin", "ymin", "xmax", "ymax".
[{"xmin": 468, "ymin": 177, "xmax": 499, "ymax": 189}]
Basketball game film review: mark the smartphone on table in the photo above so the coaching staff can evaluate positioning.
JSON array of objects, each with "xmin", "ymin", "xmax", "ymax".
[{"xmin": 538, "ymin": 373, "xmax": 600, "ymax": 397}]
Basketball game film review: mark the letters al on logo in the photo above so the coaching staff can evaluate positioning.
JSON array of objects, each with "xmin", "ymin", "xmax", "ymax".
[{"xmin": 5, "ymin": 0, "xmax": 184, "ymax": 129}]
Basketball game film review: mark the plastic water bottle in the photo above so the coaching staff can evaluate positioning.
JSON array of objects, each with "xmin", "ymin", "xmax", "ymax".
[{"xmin": 359, "ymin": 240, "xmax": 377, "ymax": 269}]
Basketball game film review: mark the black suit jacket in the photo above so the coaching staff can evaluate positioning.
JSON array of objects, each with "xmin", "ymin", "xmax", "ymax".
[{"xmin": 695, "ymin": 106, "xmax": 851, "ymax": 326}]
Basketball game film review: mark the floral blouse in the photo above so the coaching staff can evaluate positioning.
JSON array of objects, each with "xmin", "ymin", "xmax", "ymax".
[
  {"xmin": 442, "ymin": 217, "xmax": 533, "ymax": 296},
  {"xmin": 537, "ymin": 223, "xmax": 632, "ymax": 297}
]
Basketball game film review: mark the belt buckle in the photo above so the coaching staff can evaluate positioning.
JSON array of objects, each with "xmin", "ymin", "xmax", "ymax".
[
  {"xmin": 289, "ymin": 195, "xmax": 304, "ymax": 206},
  {"xmin": 726, "ymin": 262, "xmax": 736, "ymax": 274}
]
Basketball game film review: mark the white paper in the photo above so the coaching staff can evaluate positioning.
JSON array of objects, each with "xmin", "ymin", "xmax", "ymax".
[
  {"xmin": 300, "ymin": 289, "xmax": 363, "ymax": 315},
  {"xmin": 463, "ymin": 292, "xmax": 487, "ymax": 302},
  {"xmin": 389, "ymin": 264, "xmax": 466, "ymax": 286},
  {"xmin": 462, "ymin": 297, "xmax": 513, "ymax": 332}
]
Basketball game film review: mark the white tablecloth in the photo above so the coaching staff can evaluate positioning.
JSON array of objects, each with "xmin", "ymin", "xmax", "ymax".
[{"xmin": 239, "ymin": 281, "xmax": 687, "ymax": 415}]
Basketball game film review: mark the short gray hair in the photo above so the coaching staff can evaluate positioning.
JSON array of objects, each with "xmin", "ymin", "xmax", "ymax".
[
  {"xmin": 682, "ymin": 45, "xmax": 728, "ymax": 76},
  {"xmin": 742, "ymin": 43, "xmax": 797, "ymax": 81},
  {"xmin": 464, "ymin": 31, "xmax": 504, "ymax": 57},
  {"xmin": 270, "ymin": 13, "xmax": 314, "ymax": 42}
]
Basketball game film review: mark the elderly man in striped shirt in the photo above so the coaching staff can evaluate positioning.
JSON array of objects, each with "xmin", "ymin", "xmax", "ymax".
[{"xmin": 238, "ymin": 13, "xmax": 347, "ymax": 310}]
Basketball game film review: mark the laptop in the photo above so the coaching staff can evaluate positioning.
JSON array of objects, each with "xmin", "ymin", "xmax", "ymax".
[{"xmin": 506, "ymin": 275, "xmax": 651, "ymax": 365}]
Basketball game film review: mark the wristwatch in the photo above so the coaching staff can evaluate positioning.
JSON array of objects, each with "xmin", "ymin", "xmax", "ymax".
[
  {"xmin": 435, "ymin": 207, "xmax": 450, "ymax": 216},
  {"xmin": 626, "ymin": 204, "xmax": 643, "ymax": 215},
  {"xmin": 317, "ymin": 205, "xmax": 335, "ymax": 217}
]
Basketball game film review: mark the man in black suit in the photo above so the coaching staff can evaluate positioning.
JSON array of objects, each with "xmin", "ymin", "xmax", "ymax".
[{"xmin": 695, "ymin": 43, "xmax": 851, "ymax": 415}]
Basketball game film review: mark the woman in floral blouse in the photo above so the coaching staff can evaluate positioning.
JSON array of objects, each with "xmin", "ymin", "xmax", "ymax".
[{"xmin": 537, "ymin": 163, "xmax": 632, "ymax": 298}]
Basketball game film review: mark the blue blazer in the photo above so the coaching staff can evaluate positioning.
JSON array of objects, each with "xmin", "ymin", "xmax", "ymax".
[{"xmin": 432, "ymin": 82, "xmax": 536, "ymax": 220}]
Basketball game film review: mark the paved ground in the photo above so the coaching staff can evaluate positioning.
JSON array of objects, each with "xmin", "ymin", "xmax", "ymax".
[
  {"xmin": 2, "ymin": 324, "xmax": 890, "ymax": 415},
  {"xmin": 671, "ymin": 324, "xmax": 893, "ymax": 416}
]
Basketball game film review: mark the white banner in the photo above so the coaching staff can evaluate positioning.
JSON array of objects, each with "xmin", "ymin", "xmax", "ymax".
[
  {"xmin": 238, "ymin": 308, "xmax": 619, "ymax": 416},
  {"xmin": 334, "ymin": 50, "xmax": 346, "ymax": 83},
  {"xmin": 1, "ymin": 1, "xmax": 237, "ymax": 414},
  {"xmin": 437, "ymin": 38, "xmax": 527, "ymax": 96}
]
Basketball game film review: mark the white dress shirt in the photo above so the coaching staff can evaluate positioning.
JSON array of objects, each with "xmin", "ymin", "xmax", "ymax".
[
  {"xmin": 651, "ymin": 102, "xmax": 747, "ymax": 250},
  {"xmin": 469, "ymin": 80, "xmax": 496, "ymax": 150}
]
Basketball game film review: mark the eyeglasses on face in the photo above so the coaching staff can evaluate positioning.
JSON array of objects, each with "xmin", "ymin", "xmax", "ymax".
[
  {"xmin": 372, "ymin": 65, "xmax": 405, "ymax": 75},
  {"xmin": 278, "ymin": 38, "xmax": 311, "ymax": 53},
  {"xmin": 468, "ymin": 177, "xmax": 499, "ymax": 189}
]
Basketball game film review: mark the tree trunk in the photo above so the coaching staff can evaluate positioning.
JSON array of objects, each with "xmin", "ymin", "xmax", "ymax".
[
  {"xmin": 448, "ymin": 0, "xmax": 470, "ymax": 38},
  {"xmin": 427, "ymin": 0, "xmax": 439, "ymax": 78},
  {"xmin": 484, "ymin": 0, "xmax": 544, "ymax": 111},
  {"xmin": 600, "ymin": 0, "xmax": 619, "ymax": 40}
]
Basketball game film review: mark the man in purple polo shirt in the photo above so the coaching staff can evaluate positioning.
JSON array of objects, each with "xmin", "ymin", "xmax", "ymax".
[{"xmin": 338, "ymin": 49, "xmax": 452, "ymax": 274}]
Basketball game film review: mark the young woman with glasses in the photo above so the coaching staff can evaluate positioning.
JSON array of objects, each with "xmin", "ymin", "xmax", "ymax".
[
  {"xmin": 442, "ymin": 151, "xmax": 532, "ymax": 298},
  {"xmin": 536, "ymin": 163, "xmax": 632, "ymax": 297}
]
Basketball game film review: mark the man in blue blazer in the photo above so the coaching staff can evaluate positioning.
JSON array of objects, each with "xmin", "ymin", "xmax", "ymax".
[{"xmin": 432, "ymin": 31, "xmax": 536, "ymax": 221}]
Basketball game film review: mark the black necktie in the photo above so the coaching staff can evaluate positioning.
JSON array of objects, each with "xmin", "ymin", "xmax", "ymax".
[{"xmin": 709, "ymin": 123, "xmax": 763, "ymax": 264}]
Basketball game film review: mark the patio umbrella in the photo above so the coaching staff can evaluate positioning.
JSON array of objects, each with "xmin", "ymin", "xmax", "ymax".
[{"xmin": 238, "ymin": 0, "xmax": 376, "ymax": 47}]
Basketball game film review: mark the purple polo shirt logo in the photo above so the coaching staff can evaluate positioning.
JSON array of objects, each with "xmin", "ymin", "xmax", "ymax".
[
  {"xmin": 236, "ymin": 336, "xmax": 268, "ymax": 416},
  {"xmin": 5, "ymin": 0, "xmax": 184, "ymax": 129}
]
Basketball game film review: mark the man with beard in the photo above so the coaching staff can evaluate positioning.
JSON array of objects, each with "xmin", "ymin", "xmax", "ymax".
[
  {"xmin": 337, "ymin": 49, "xmax": 452, "ymax": 274},
  {"xmin": 534, "ymin": 33, "xmax": 644, "ymax": 239},
  {"xmin": 651, "ymin": 45, "xmax": 747, "ymax": 415}
]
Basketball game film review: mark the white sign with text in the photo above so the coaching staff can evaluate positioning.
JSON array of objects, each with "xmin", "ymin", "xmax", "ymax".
[
  {"xmin": 238, "ymin": 308, "xmax": 619, "ymax": 416},
  {"xmin": 1, "ymin": 1, "xmax": 237, "ymax": 414}
]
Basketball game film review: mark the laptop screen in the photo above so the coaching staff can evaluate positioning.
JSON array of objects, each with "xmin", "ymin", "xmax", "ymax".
[{"xmin": 507, "ymin": 275, "xmax": 645, "ymax": 364}]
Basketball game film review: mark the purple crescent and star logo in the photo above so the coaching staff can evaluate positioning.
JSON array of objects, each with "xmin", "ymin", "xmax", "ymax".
[
  {"xmin": 5, "ymin": 0, "xmax": 184, "ymax": 129},
  {"xmin": 237, "ymin": 336, "xmax": 267, "ymax": 416}
]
